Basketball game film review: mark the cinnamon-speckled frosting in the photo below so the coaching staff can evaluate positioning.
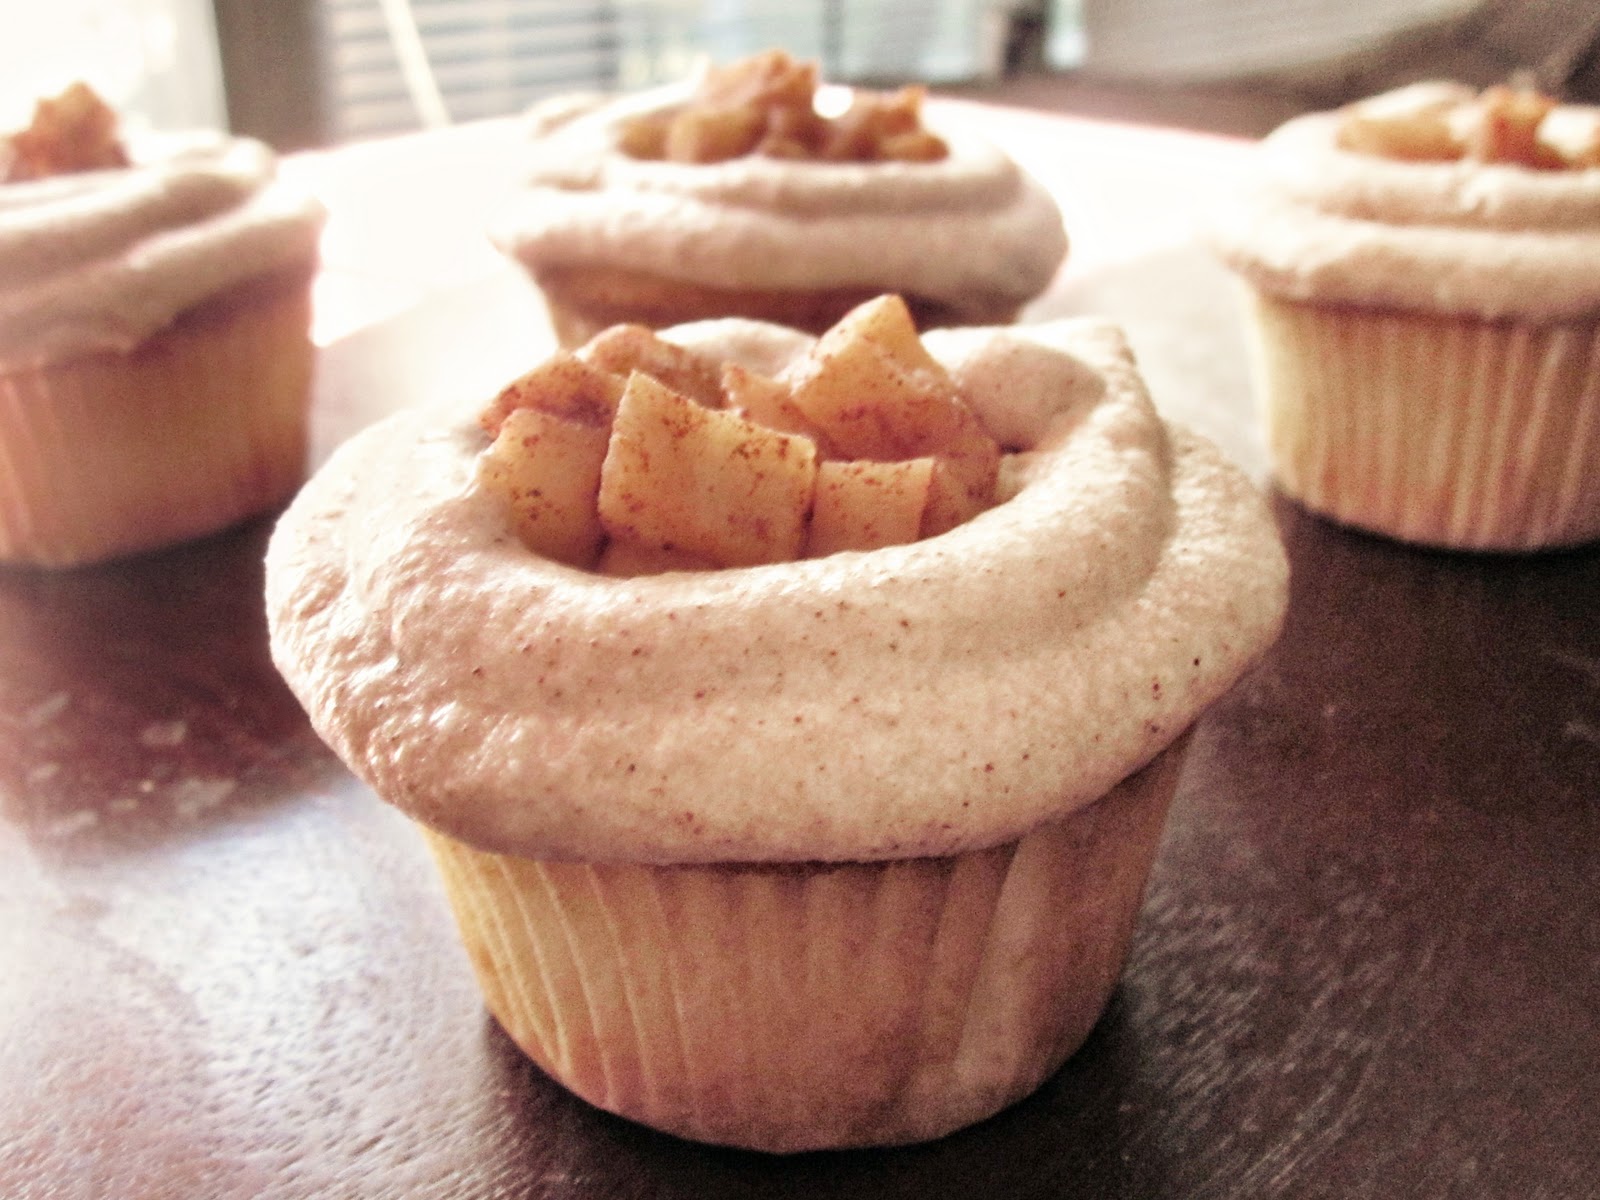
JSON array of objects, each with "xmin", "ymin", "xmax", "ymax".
[
  {"xmin": 490, "ymin": 83, "xmax": 1068, "ymax": 318},
  {"xmin": 1210, "ymin": 85, "xmax": 1600, "ymax": 321},
  {"xmin": 265, "ymin": 317, "xmax": 1286, "ymax": 865},
  {"xmin": 0, "ymin": 133, "xmax": 324, "ymax": 368}
]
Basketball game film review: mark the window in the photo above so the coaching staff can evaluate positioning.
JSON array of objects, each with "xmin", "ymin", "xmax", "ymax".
[
  {"xmin": 321, "ymin": 0, "xmax": 621, "ymax": 139},
  {"xmin": 316, "ymin": 0, "xmax": 1013, "ymax": 143},
  {"xmin": 0, "ymin": 0, "xmax": 224, "ymax": 130}
]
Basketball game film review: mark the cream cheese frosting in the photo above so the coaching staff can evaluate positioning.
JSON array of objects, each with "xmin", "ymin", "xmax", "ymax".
[
  {"xmin": 266, "ymin": 317, "xmax": 1285, "ymax": 865},
  {"xmin": 0, "ymin": 132, "xmax": 324, "ymax": 368},
  {"xmin": 1209, "ymin": 86, "xmax": 1600, "ymax": 321},
  {"xmin": 489, "ymin": 82, "xmax": 1068, "ymax": 318}
]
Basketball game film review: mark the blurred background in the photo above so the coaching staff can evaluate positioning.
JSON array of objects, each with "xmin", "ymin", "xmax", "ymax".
[{"xmin": 2, "ymin": 0, "xmax": 1598, "ymax": 147}]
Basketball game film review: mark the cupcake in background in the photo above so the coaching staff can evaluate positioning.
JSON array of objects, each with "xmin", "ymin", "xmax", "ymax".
[
  {"xmin": 1210, "ymin": 81, "xmax": 1600, "ymax": 552},
  {"xmin": 0, "ymin": 82, "xmax": 325, "ymax": 568},
  {"xmin": 491, "ymin": 50, "xmax": 1067, "ymax": 347}
]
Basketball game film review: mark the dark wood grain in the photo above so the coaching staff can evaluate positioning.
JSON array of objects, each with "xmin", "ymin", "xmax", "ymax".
[{"xmin": 3, "ymin": 115, "xmax": 1598, "ymax": 1200}]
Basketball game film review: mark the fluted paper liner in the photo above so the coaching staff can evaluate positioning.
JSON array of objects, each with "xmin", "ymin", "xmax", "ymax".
[
  {"xmin": 0, "ymin": 282, "xmax": 314, "ymax": 567},
  {"xmin": 1243, "ymin": 291, "xmax": 1600, "ymax": 551},
  {"xmin": 420, "ymin": 735, "xmax": 1187, "ymax": 1153}
]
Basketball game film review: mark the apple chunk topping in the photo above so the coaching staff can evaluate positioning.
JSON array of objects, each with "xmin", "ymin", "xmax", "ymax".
[
  {"xmin": 599, "ymin": 372, "xmax": 818, "ymax": 568},
  {"xmin": 1335, "ymin": 82, "xmax": 1598, "ymax": 169},
  {"xmin": 806, "ymin": 458, "xmax": 935, "ymax": 558},
  {"xmin": 783, "ymin": 295, "xmax": 1000, "ymax": 537},
  {"xmin": 479, "ymin": 351, "xmax": 624, "ymax": 435},
  {"xmin": 618, "ymin": 49, "xmax": 948, "ymax": 165},
  {"xmin": 475, "ymin": 296, "xmax": 1002, "ymax": 573},
  {"xmin": 3, "ymin": 82, "xmax": 130, "ymax": 183},
  {"xmin": 479, "ymin": 406, "xmax": 611, "ymax": 569}
]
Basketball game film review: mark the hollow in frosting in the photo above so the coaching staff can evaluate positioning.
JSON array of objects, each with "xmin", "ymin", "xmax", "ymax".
[
  {"xmin": 490, "ymin": 55, "xmax": 1066, "ymax": 324},
  {"xmin": 472, "ymin": 298, "xmax": 1005, "ymax": 572},
  {"xmin": 0, "ymin": 83, "xmax": 325, "ymax": 368},
  {"xmin": 1209, "ymin": 82, "xmax": 1600, "ymax": 321},
  {"xmin": 265, "ymin": 308, "xmax": 1286, "ymax": 865}
]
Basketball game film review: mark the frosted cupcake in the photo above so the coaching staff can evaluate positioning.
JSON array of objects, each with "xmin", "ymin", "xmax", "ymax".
[
  {"xmin": 491, "ymin": 51, "xmax": 1067, "ymax": 346},
  {"xmin": 0, "ymin": 83, "xmax": 325, "ymax": 567},
  {"xmin": 1210, "ymin": 82, "xmax": 1600, "ymax": 551},
  {"xmin": 265, "ymin": 297, "xmax": 1286, "ymax": 1152}
]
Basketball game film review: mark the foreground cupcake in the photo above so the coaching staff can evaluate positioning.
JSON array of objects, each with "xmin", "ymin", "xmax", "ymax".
[
  {"xmin": 0, "ymin": 83, "xmax": 324, "ymax": 567},
  {"xmin": 491, "ymin": 50, "xmax": 1067, "ymax": 346},
  {"xmin": 265, "ymin": 297, "xmax": 1285, "ymax": 1151},
  {"xmin": 1210, "ymin": 81, "xmax": 1600, "ymax": 551}
]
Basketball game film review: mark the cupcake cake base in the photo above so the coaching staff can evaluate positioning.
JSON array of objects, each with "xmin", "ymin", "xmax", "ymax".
[
  {"xmin": 0, "ymin": 270, "xmax": 315, "ymax": 567},
  {"xmin": 420, "ymin": 735, "xmax": 1188, "ymax": 1154},
  {"xmin": 1244, "ymin": 290, "xmax": 1600, "ymax": 551}
]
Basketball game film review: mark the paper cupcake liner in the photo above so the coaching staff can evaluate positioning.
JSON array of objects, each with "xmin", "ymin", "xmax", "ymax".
[
  {"xmin": 419, "ymin": 734, "xmax": 1188, "ymax": 1153},
  {"xmin": 1243, "ymin": 291, "xmax": 1600, "ymax": 551},
  {"xmin": 0, "ymin": 279, "xmax": 314, "ymax": 567}
]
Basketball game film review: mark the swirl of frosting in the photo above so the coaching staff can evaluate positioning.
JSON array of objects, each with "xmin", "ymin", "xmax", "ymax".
[
  {"xmin": 0, "ymin": 132, "xmax": 324, "ymax": 367},
  {"xmin": 266, "ymin": 318, "xmax": 1286, "ymax": 865},
  {"xmin": 490, "ymin": 84, "xmax": 1068, "ymax": 318},
  {"xmin": 1209, "ymin": 91, "xmax": 1600, "ymax": 321}
]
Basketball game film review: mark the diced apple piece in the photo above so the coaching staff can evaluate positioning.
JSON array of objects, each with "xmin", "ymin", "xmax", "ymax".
[
  {"xmin": 825, "ymin": 292, "xmax": 933, "ymax": 369},
  {"xmin": 595, "ymin": 537, "xmax": 716, "ymax": 577},
  {"xmin": 598, "ymin": 372, "xmax": 818, "ymax": 568},
  {"xmin": 579, "ymin": 325, "xmax": 727, "ymax": 408},
  {"xmin": 922, "ymin": 449, "xmax": 998, "ymax": 538},
  {"xmin": 480, "ymin": 352, "xmax": 625, "ymax": 436},
  {"xmin": 1462, "ymin": 86, "xmax": 1561, "ymax": 167},
  {"xmin": 4, "ymin": 82, "xmax": 130, "ymax": 182},
  {"xmin": 666, "ymin": 104, "xmax": 764, "ymax": 163},
  {"xmin": 478, "ymin": 406, "xmax": 610, "ymax": 568},
  {"xmin": 761, "ymin": 103, "xmax": 827, "ymax": 156},
  {"xmin": 879, "ymin": 129, "xmax": 948, "ymax": 162},
  {"xmin": 722, "ymin": 363, "xmax": 833, "ymax": 448},
  {"xmin": 617, "ymin": 111, "xmax": 671, "ymax": 160},
  {"xmin": 783, "ymin": 294, "xmax": 1001, "ymax": 528},
  {"xmin": 806, "ymin": 457, "xmax": 934, "ymax": 557},
  {"xmin": 1562, "ymin": 128, "xmax": 1600, "ymax": 168},
  {"xmin": 1543, "ymin": 105, "xmax": 1600, "ymax": 168},
  {"xmin": 697, "ymin": 49, "xmax": 819, "ymax": 115},
  {"xmin": 1334, "ymin": 82, "xmax": 1470, "ymax": 162},
  {"xmin": 784, "ymin": 294, "xmax": 973, "ymax": 458},
  {"xmin": 819, "ymin": 86, "xmax": 941, "ymax": 161},
  {"xmin": 1337, "ymin": 108, "xmax": 1461, "ymax": 162}
]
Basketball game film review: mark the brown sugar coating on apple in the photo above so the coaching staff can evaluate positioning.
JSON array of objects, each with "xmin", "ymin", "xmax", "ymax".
[
  {"xmin": 617, "ymin": 50, "xmax": 948, "ymax": 165},
  {"xmin": 476, "ymin": 295, "xmax": 1000, "ymax": 573},
  {"xmin": 2, "ymin": 82, "xmax": 130, "ymax": 183},
  {"xmin": 1335, "ymin": 82, "xmax": 1600, "ymax": 169}
]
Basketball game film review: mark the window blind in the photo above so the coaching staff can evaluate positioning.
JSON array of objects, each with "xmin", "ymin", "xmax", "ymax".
[
  {"xmin": 320, "ymin": 0, "xmax": 621, "ymax": 139},
  {"xmin": 317, "ymin": 0, "xmax": 1005, "ymax": 142},
  {"xmin": 1074, "ymin": 0, "xmax": 1482, "ymax": 82}
]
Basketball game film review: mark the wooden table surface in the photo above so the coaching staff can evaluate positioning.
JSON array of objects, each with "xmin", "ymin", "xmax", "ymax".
[{"xmin": 2, "ymin": 103, "xmax": 1598, "ymax": 1200}]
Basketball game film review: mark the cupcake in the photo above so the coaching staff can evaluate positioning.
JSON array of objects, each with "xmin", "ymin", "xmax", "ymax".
[
  {"xmin": 264, "ymin": 296, "xmax": 1286, "ymax": 1152},
  {"xmin": 0, "ymin": 82, "xmax": 325, "ymax": 567},
  {"xmin": 490, "ymin": 50, "xmax": 1067, "ymax": 347},
  {"xmin": 1210, "ymin": 81, "xmax": 1600, "ymax": 552}
]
